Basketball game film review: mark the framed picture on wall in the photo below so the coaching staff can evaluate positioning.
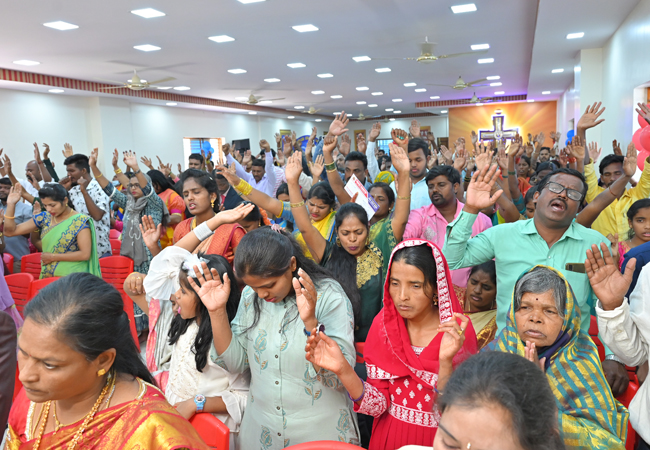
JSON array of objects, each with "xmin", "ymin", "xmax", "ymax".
[{"xmin": 437, "ymin": 137, "xmax": 449, "ymax": 149}]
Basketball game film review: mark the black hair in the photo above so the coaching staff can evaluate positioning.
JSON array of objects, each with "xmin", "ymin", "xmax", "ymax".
[
  {"xmin": 307, "ymin": 182, "xmax": 336, "ymax": 210},
  {"xmin": 425, "ymin": 165, "xmax": 461, "ymax": 186},
  {"xmin": 535, "ymin": 162, "xmax": 555, "ymax": 175},
  {"xmin": 469, "ymin": 260, "xmax": 497, "ymax": 286},
  {"xmin": 548, "ymin": 160, "xmax": 562, "ymax": 170},
  {"xmin": 168, "ymin": 254, "xmax": 239, "ymax": 372},
  {"xmin": 215, "ymin": 173, "xmax": 226, "ymax": 181},
  {"xmin": 38, "ymin": 183, "xmax": 68, "ymax": 203},
  {"xmin": 276, "ymin": 182, "xmax": 289, "ymax": 199},
  {"xmin": 536, "ymin": 167, "xmax": 587, "ymax": 199},
  {"xmin": 626, "ymin": 198, "xmax": 650, "ymax": 240},
  {"xmin": 439, "ymin": 352, "xmax": 565, "ymax": 450},
  {"xmin": 63, "ymin": 154, "xmax": 90, "ymax": 173},
  {"xmin": 391, "ymin": 244, "xmax": 438, "ymax": 296},
  {"xmin": 369, "ymin": 182, "xmax": 395, "ymax": 206},
  {"xmin": 251, "ymin": 158, "xmax": 266, "ymax": 169},
  {"xmin": 0, "ymin": 178, "xmax": 12, "ymax": 186},
  {"xmin": 234, "ymin": 227, "xmax": 352, "ymax": 331},
  {"xmin": 519, "ymin": 155, "xmax": 531, "ymax": 167},
  {"xmin": 599, "ymin": 154, "xmax": 625, "ymax": 175},
  {"xmin": 147, "ymin": 169, "xmax": 173, "ymax": 193},
  {"xmin": 345, "ymin": 151, "xmax": 368, "ymax": 170},
  {"xmin": 540, "ymin": 146, "xmax": 551, "ymax": 152},
  {"xmin": 524, "ymin": 185, "xmax": 538, "ymax": 205},
  {"xmin": 241, "ymin": 202, "xmax": 262, "ymax": 225},
  {"xmin": 189, "ymin": 153, "xmax": 204, "ymax": 164},
  {"xmin": 24, "ymin": 273, "xmax": 155, "ymax": 385},
  {"xmin": 180, "ymin": 169, "xmax": 220, "ymax": 212},
  {"xmin": 408, "ymin": 138, "xmax": 431, "ymax": 157}
]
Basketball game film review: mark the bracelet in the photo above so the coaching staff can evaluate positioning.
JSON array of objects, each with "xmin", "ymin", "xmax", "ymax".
[
  {"xmin": 96, "ymin": 172, "xmax": 103, "ymax": 179},
  {"xmin": 235, "ymin": 179, "xmax": 253, "ymax": 196},
  {"xmin": 114, "ymin": 168, "xmax": 123, "ymax": 175},
  {"xmin": 133, "ymin": 169, "xmax": 142, "ymax": 175},
  {"xmin": 396, "ymin": 195, "xmax": 411, "ymax": 200},
  {"xmin": 326, "ymin": 168, "xmax": 338, "ymax": 173},
  {"xmin": 348, "ymin": 377, "xmax": 366, "ymax": 402},
  {"xmin": 290, "ymin": 201, "xmax": 305, "ymax": 208},
  {"xmin": 508, "ymin": 171, "xmax": 516, "ymax": 175},
  {"xmin": 193, "ymin": 221, "xmax": 215, "ymax": 241},
  {"xmin": 605, "ymin": 354, "xmax": 624, "ymax": 364},
  {"xmin": 324, "ymin": 162, "xmax": 336, "ymax": 171},
  {"xmin": 464, "ymin": 176, "xmax": 472, "ymax": 182},
  {"xmin": 502, "ymin": 174, "xmax": 509, "ymax": 178},
  {"xmin": 4, "ymin": 215, "xmax": 15, "ymax": 219}
]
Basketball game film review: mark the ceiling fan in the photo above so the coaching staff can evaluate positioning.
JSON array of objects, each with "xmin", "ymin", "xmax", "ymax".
[
  {"xmin": 469, "ymin": 92, "xmax": 495, "ymax": 104},
  {"xmin": 98, "ymin": 70, "xmax": 175, "ymax": 91},
  {"xmin": 371, "ymin": 36, "xmax": 487, "ymax": 64},
  {"xmin": 242, "ymin": 94, "xmax": 285, "ymax": 105},
  {"xmin": 430, "ymin": 76, "xmax": 489, "ymax": 90},
  {"xmin": 302, "ymin": 106, "xmax": 322, "ymax": 114},
  {"xmin": 353, "ymin": 110, "xmax": 380, "ymax": 121}
]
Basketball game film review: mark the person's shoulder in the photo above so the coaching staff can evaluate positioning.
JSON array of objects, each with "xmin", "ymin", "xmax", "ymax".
[
  {"xmin": 626, "ymin": 240, "xmax": 650, "ymax": 259},
  {"xmin": 570, "ymin": 222, "xmax": 609, "ymax": 243}
]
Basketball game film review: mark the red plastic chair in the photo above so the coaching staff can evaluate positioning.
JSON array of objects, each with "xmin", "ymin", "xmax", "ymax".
[
  {"xmin": 29, "ymin": 277, "xmax": 61, "ymax": 299},
  {"xmin": 20, "ymin": 253, "xmax": 42, "ymax": 279},
  {"xmin": 3, "ymin": 253, "xmax": 14, "ymax": 274},
  {"xmin": 355, "ymin": 342, "xmax": 365, "ymax": 364},
  {"xmin": 109, "ymin": 229, "xmax": 121, "ymax": 239},
  {"xmin": 588, "ymin": 316, "xmax": 606, "ymax": 362},
  {"xmin": 285, "ymin": 442, "xmax": 361, "ymax": 449},
  {"xmin": 189, "ymin": 413, "xmax": 230, "ymax": 449},
  {"xmin": 110, "ymin": 239, "xmax": 122, "ymax": 256},
  {"xmin": 100, "ymin": 256, "xmax": 139, "ymax": 351},
  {"xmin": 616, "ymin": 381, "xmax": 639, "ymax": 450},
  {"xmin": 5, "ymin": 273, "xmax": 34, "ymax": 316}
]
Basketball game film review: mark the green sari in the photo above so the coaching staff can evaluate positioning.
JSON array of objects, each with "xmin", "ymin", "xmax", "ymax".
[
  {"xmin": 369, "ymin": 215, "xmax": 397, "ymax": 277},
  {"xmin": 34, "ymin": 212, "xmax": 101, "ymax": 279}
]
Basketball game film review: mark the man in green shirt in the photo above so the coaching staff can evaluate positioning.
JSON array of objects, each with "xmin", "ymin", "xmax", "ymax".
[{"xmin": 443, "ymin": 164, "xmax": 629, "ymax": 396}]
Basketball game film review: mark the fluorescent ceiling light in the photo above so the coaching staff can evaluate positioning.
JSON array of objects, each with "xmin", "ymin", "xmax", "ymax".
[
  {"xmin": 333, "ymin": 112, "xmax": 341, "ymax": 115},
  {"xmin": 393, "ymin": 110, "xmax": 402, "ymax": 114},
  {"xmin": 238, "ymin": 0, "xmax": 266, "ymax": 3},
  {"xmin": 566, "ymin": 32, "xmax": 584, "ymax": 39},
  {"xmin": 404, "ymin": 82, "xmax": 417, "ymax": 87},
  {"xmin": 330, "ymin": 95, "xmax": 342, "ymax": 99},
  {"xmin": 248, "ymin": 111, "xmax": 257, "ymax": 115},
  {"xmin": 353, "ymin": 56, "xmax": 371, "ymax": 62},
  {"xmin": 430, "ymin": 95, "xmax": 440, "ymax": 99},
  {"xmin": 228, "ymin": 68, "xmax": 247, "ymax": 74},
  {"xmin": 415, "ymin": 88, "xmax": 427, "ymax": 92},
  {"xmin": 486, "ymin": 76, "xmax": 500, "ymax": 80},
  {"xmin": 389, "ymin": 118, "xmax": 396, "ymax": 121},
  {"xmin": 131, "ymin": 8, "xmax": 165, "ymax": 18},
  {"xmin": 311, "ymin": 90, "xmax": 325, "ymax": 95},
  {"xmin": 318, "ymin": 73, "xmax": 333, "ymax": 78},
  {"xmin": 551, "ymin": 68, "xmax": 564, "ymax": 73},
  {"xmin": 48, "ymin": 89, "xmax": 64, "ymax": 93},
  {"xmin": 356, "ymin": 86, "xmax": 369, "ymax": 91},
  {"xmin": 133, "ymin": 44, "xmax": 161, "ymax": 52},
  {"xmin": 392, "ymin": 98, "xmax": 402, "ymax": 102},
  {"xmin": 542, "ymin": 91, "xmax": 551, "ymax": 95},
  {"xmin": 287, "ymin": 63, "xmax": 306, "ymax": 68},
  {"xmin": 494, "ymin": 91, "xmax": 505, "ymax": 95},
  {"xmin": 13, "ymin": 60, "xmax": 40, "ymax": 66},
  {"xmin": 375, "ymin": 67, "xmax": 391, "ymax": 73},
  {"xmin": 156, "ymin": 86, "xmax": 172, "ymax": 90},
  {"xmin": 357, "ymin": 101, "xmax": 366, "ymax": 105},
  {"xmin": 294, "ymin": 106, "xmax": 305, "ymax": 109},
  {"xmin": 440, "ymin": 110, "xmax": 448, "ymax": 113},
  {"xmin": 347, "ymin": 114, "xmax": 352, "ymax": 117},
  {"xmin": 385, "ymin": 108, "xmax": 394, "ymax": 111},
  {"xmin": 368, "ymin": 104, "xmax": 378, "ymax": 107},
  {"xmin": 371, "ymin": 92, "xmax": 383, "ymax": 96},
  {"xmin": 292, "ymin": 24, "xmax": 319, "ymax": 32},
  {"xmin": 173, "ymin": 86, "xmax": 190, "ymax": 91},
  {"xmin": 478, "ymin": 58, "xmax": 494, "ymax": 64},
  {"xmin": 490, "ymin": 82, "xmax": 502, "ymax": 87},
  {"xmin": 475, "ymin": 103, "xmax": 484, "ymax": 106},
  {"xmin": 128, "ymin": 78, "xmax": 147, "ymax": 83},
  {"xmin": 264, "ymin": 78, "xmax": 280, "ymax": 83},
  {"xmin": 288, "ymin": 116, "xmax": 295, "ymax": 119},
  {"xmin": 43, "ymin": 21, "xmax": 78, "ymax": 30},
  {"xmin": 471, "ymin": 43, "xmax": 489, "ymax": 50},
  {"xmin": 209, "ymin": 35, "xmax": 235, "ymax": 43},
  {"xmin": 527, "ymin": 99, "xmax": 535, "ymax": 102},
  {"xmin": 451, "ymin": 3, "xmax": 477, "ymax": 13},
  {"xmin": 315, "ymin": 119, "xmax": 322, "ymax": 122},
  {"xmin": 166, "ymin": 102, "xmax": 177, "ymax": 106}
]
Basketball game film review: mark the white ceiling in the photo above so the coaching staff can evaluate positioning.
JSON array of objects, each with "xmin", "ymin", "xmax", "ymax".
[{"xmin": 0, "ymin": 0, "xmax": 641, "ymax": 118}]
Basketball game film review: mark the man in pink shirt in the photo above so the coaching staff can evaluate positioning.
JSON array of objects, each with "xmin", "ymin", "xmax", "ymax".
[{"xmin": 403, "ymin": 165, "xmax": 492, "ymax": 287}]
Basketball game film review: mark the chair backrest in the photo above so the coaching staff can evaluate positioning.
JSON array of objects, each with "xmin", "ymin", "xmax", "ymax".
[
  {"xmin": 99, "ymin": 256, "xmax": 139, "ymax": 351},
  {"xmin": 588, "ymin": 316, "xmax": 605, "ymax": 361},
  {"xmin": 285, "ymin": 442, "xmax": 363, "ymax": 450},
  {"xmin": 189, "ymin": 413, "xmax": 230, "ymax": 449},
  {"xmin": 29, "ymin": 277, "xmax": 61, "ymax": 300},
  {"xmin": 20, "ymin": 253, "xmax": 42, "ymax": 278},
  {"xmin": 109, "ymin": 229, "xmax": 121, "ymax": 239},
  {"xmin": 616, "ymin": 382, "xmax": 639, "ymax": 450},
  {"xmin": 3, "ymin": 253, "xmax": 14, "ymax": 274},
  {"xmin": 110, "ymin": 239, "xmax": 122, "ymax": 256},
  {"xmin": 6, "ymin": 273, "xmax": 35, "ymax": 316}
]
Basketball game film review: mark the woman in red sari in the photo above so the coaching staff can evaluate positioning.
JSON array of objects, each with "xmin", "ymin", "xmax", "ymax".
[
  {"xmin": 305, "ymin": 240, "xmax": 478, "ymax": 450},
  {"xmin": 6, "ymin": 273, "xmax": 208, "ymax": 450}
]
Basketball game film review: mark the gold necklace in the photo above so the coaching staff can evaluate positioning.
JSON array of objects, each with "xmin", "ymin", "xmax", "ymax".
[{"xmin": 53, "ymin": 208, "xmax": 71, "ymax": 225}]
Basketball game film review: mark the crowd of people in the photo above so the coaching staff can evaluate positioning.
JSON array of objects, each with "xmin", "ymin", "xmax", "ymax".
[{"xmin": 1, "ymin": 101, "xmax": 650, "ymax": 450}]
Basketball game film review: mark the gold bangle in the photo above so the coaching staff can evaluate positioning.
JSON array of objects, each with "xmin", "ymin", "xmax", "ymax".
[
  {"xmin": 325, "ymin": 162, "xmax": 336, "ymax": 171},
  {"xmin": 4, "ymin": 215, "xmax": 15, "ymax": 219},
  {"xmin": 326, "ymin": 168, "xmax": 338, "ymax": 173},
  {"xmin": 114, "ymin": 168, "xmax": 122, "ymax": 175},
  {"xmin": 396, "ymin": 196, "xmax": 411, "ymax": 200},
  {"xmin": 235, "ymin": 179, "xmax": 253, "ymax": 197},
  {"xmin": 96, "ymin": 172, "xmax": 103, "ymax": 179},
  {"xmin": 290, "ymin": 201, "xmax": 305, "ymax": 208}
]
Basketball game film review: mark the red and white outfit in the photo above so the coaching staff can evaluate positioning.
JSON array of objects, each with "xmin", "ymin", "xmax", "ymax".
[{"xmin": 355, "ymin": 239, "xmax": 478, "ymax": 450}]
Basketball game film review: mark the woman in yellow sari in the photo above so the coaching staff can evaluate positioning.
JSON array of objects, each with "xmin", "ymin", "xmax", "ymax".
[{"xmin": 6, "ymin": 273, "xmax": 208, "ymax": 450}]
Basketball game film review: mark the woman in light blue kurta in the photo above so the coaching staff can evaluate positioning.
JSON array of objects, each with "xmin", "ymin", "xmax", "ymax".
[{"xmin": 193, "ymin": 227, "xmax": 359, "ymax": 449}]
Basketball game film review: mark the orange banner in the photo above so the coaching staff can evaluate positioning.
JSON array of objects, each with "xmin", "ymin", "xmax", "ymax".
[{"xmin": 449, "ymin": 101, "xmax": 557, "ymax": 148}]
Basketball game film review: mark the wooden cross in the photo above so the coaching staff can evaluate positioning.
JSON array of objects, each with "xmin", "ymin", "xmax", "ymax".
[{"xmin": 479, "ymin": 115, "xmax": 519, "ymax": 141}]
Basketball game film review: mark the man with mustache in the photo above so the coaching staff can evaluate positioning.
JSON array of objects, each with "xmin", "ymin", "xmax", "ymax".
[{"xmin": 443, "ymin": 164, "xmax": 630, "ymax": 397}]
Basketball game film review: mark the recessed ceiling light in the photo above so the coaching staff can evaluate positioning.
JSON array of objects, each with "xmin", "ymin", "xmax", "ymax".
[
  {"xmin": 294, "ymin": 106, "xmax": 305, "ymax": 109},
  {"xmin": 353, "ymin": 56, "xmax": 371, "ymax": 62},
  {"xmin": 574, "ymin": 66, "xmax": 581, "ymax": 73},
  {"xmin": 292, "ymin": 24, "xmax": 319, "ymax": 32},
  {"xmin": 385, "ymin": 108, "xmax": 394, "ymax": 112},
  {"xmin": 209, "ymin": 35, "xmax": 235, "ymax": 43},
  {"xmin": 133, "ymin": 44, "xmax": 161, "ymax": 52},
  {"xmin": 415, "ymin": 88, "xmax": 427, "ymax": 92},
  {"xmin": 330, "ymin": 95, "xmax": 342, "ymax": 99},
  {"xmin": 494, "ymin": 91, "xmax": 505, "ymax": 95},
  {"xmin": 238, "ymin": 0, "xmax": 266, "ymax": 3},
  {"xmin": 566, "ymin": 32, "xmax": 584, "ymax": 39},
  {"xmin": 392, "ymin": 98, "xmax": 402, "ymax": 102},
  {"xmin": 486, "ymin": 76, "xmax": 500, "ymax": 80},
  {"xmin": 131, "ymin": 8, "xmax": 165, "ymax": 18},
  {"xmin": 542, "ymin": 91, "xmax": 551, "ymax": 95},
  {"xmin": 440, "ymin": 110, "xmax": 448, "ymax": 113},
  {"xmin": 13, "ymin": 60, "xmax": 40, "ymax": 66},
  {"xmin": 356, "ymin": 86, "xmax": 369, "ymax": 91},
  {"xmin": 490, "ymin": 82, "xmax": 502, "ymax": 87},
  {"xmin": 248, "ymin": 111, "xmax": 257, "ymax": 115},
  {"xmin": 315, "ymin": 119, "xmax": 322, "ymax": 122},
  {"xmin": 551, "ymin": 68, "xmax": 564, "ymax": 73},
  {"xmin": 478, "ymin": 58, "xmax": 494, "ymax": 64},
  {"xmin": 228, "ymin": 69, "xmax": 247, "ymax": 74},
  {"xmin": 318, "ymin": 73, "xmax": 333, "ymax": 78},
  {"xmin": 347, "ymin": 114, "xmax": 353, "ymax": 117},
  {"xmin": 389, "ymin": 118, "xmax": 396, "ymax": 121},
  {"xmin": 393, "ymin": 110, "xmax": 402, "ymax": 114},
  {"xmin": 430, "ymin": 95, "xmax": 440, "ymax": 99},
  {"xmin": 311, "ymin": 90, "xmax": 325, "ymax": 95},
  {"xmin": 287, "ymin": 63, "xmax": 306, "ymax": 68},
  {"xmin": 264, "ymin": 78, "xmax": 281, "ymax": 83},
  {"xmin": 475, "ymin": 103, "xmax": 484, "ymax": 106},
  {"xmin": 451, "ymin": 3, "xmax": 477, "ymax": 13},
  {"xmin": 404, "ymin": 82, "xmax": 417, "ymax": 87},
  {"xmin": 173, "ymin": 86, "xmax": 191, "ymax": 91},
  {"xmin": 43, "ymin": 21, "xmax": 78, "ymax": 30},
  {"xmin": 375, "ymin": 67, "xmax": 391, "ymax": 73},
  {"xmin": 156, "ymin": 86, "xmax": 173, "ymax": 90},
  {"xmin": 357, "ymin": 101, "xmax": 366, "ymax": 105},
  {"xmin": 166, "ymin": 102, "xmax": 177, "ymax": 106},
  {"xmin": 527, "ymin": 99, "xmax": 535, "ymax": 102},
  {"xmin": 371, "ymin": 92, "xmax": 383, "ymax": 96},
  {"xmin": 368, "ymin": 104, "xmax": 378, "ymax": 107},
  {"xmin": 48, "ymin": 89, "xmax": 64, "ymax": 93},
  {"xmin": 288, "ymin": 116, "xmax": 295, "ymax": 119},
  {"xmin": 471, "ymin": 43, "xmax": 489, "ymax": 50},
  {"xmin": 333, "ymin": 112, "xmax": 341, "ymax": 115}
]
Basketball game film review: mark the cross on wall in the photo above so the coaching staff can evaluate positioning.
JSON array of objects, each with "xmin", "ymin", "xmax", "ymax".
[{"xmin": 479, "ymin": 115, "xmax": 519, "ymax": 142}]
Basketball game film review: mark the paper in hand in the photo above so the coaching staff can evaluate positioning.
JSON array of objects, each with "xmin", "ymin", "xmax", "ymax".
[{"xmin": 344, "ymin": 174, "xmax": 379, "ymax": 220}]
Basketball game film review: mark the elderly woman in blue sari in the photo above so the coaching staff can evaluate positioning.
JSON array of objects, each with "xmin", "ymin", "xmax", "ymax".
[
  {"xmin": 4, "ymin": 183, "xmax": 100, "ymax": 278},
  {"xmin": 488, "ymin": 265, "xmax": 628, "ymax": 449}
]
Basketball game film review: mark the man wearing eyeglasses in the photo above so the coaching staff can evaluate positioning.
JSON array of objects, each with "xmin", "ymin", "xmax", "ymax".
[{"xmin": 443, "ymin": 164, "xmax": 629, "ymax": 396}]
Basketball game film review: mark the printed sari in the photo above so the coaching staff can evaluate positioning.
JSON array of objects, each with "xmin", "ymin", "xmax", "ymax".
[
  {"xmin": 6, "ymin": 379, "xmax": 209, "ymax": 450},
  {"xmin": 279, "ymin": 202, "xmax": 336, "ymax": 260},
  {"xmin": 488, "ymin": 265, "xmax": 629, "ymax": 449},
  {"xmin": 454, "ymin": 285, "xmax": 497, "ymax": 350},
  {"xmin": 33, "ymin": 212, "xmax": 101, "ymax": 279},
  {"xmin": 159, "ymin": 189, "xmax": 186, "ymax": 249},
  {"xmin": 173, "ymin": 218, "xmax": 245, "ymax": 265}
]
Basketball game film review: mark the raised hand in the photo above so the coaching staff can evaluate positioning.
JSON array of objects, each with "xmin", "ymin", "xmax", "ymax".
[
  {"xmin": 89, "ymin": 148, "xmax": 99, "ymax": 167},
  {"xmin": 242, "ymin": 149, "xmax": 252, "ymax": 166},
  {"xmin": 438, "ymin": 313, "xmax": 470, "ymax": 363},
  {"xmin": 636, "ymin": 102, "xmax": 650, "ymax": 126},
  {"xmin": 585, "ymin": 242, "xmax": 636, "ymax": 311},
  {"xmin": 471, "ymin": 130, "xmax": 478, "ymax": 146},
  {"xmin": 309, "ymin": 126, "xmax": 318, "ymax": 141},
  {"xmin": 123, "ymin": 150, "xmax": 139, "ymax": 169},
  {"xmin": 2, "ymin": 154, "xmax": 12, "ymax": 175},
  {"xmin": 284, "ymin": 151, "xmax": 303, "ymax": 184},
  {"xmin": 139, "ymin": 215, "xmax": 162, "ymax": 249},
  {"xmin": 474, "ymin": 142, "xmax": 491, "ymax": 172},
  {"xmin": 77, "ymin": 176, "xmax": 90, "ymax": 191},
  {"xmin": 42, "ymin": 143, "xmax": 50, "ymax": 160},
  {"xmin": 222, "ymin": 143, "xmax": 231, "ymax": 157},
  {"xmin": 357, "ymin": 134, "xmax": 367, "ymax": 154},
  {"xmin": 311, "ymin": 154, "xmax": 325, "ymax": 181},
  {"xmin": 577, "ymin": 102, "xmax": 606, "ymax": 130},
  {"xmin": 558, "ymin": 149, "xmax": 569, "ymax": 167},
  {"xmin": 409, "ymin": 119, "xmax": 421, "ymax": 138},
  {"xmin": 33, "ymin": 143, "xmax": 43, "ymax": 164},
  {"xmin": 390, "ymin": 128, "xmax": 409, "ymax": 151},
  {"xmin": 389, "ymin": 142, "xmax": 410, "ymax": 176},
  {"xmin": 177, "ymin": 163, "xmax": 183, "ymax": 174},
  {"xmin": 588, "ymin": 142, "xmax": 601, "ymax": 162},
  {"xmin": 567, "ymin": 136, "xmax": 585, "ymax": 160},
  {"xmin": 304, "ymin": 331, "xmax": 348, "ymax": 375},
  {"xmin": 140, "ymin": 155, "xmax": 154, "ymax": 170},
  {"xmin": 280, "ymin": 136, "xmax": 292, "ymax": 157},
  {"xmin": 524, "ymin": 341, "xmax": 546, "ymax": 372},
  {"xmin": 465, "ymin": 164, "xmax": 503, "ymax": 212},
  {"xmin": 623, "ymin": 142, "xmax": 638, "ymax": 177},
  {"xmin": 62, "ymin": 143, "xmax": 73, "ymax": 158},
  {"xmin": 187, "ymin": 261, "xmax": 231, "ymax": 314},
  {"xmin": 294, "ymin": 268, "xmax": 318, "ymax": 324},
  {"xmin": 7, "ymin": 183, "xmax": 23, "ymax": 205},
  {"xmin": 496, "ymin": 146, "xmax": 508, "ymax": 172},
  {"xmin": 291, "ymin": 131, "xmax": 297, "ymax": 146},
  {"xmin": 216, "ymin": 202, "xmax": 255, "ymax": 224},
  {"xmin": 339, "ymin": 133, "xmax": 351, "ymax": 156},
  {"xmin": 453, "ymin": 148, "xmax": 468, "ymax": 173},
  {"xmin": 612, "ymin": 139, "xmax": 623, "ymax": 156},
  {"xmin": 216, "ymin": 164, "xmax": 241, "ymax": 187},
  {"xmin": 260, "ymin": 139, "xmax": 271, "ymax": 153},
  {"xmin": 329, "ymin": 111, "xmax": 350, "ymax": 137},
  {"xmin": 369, "ymin": 122, "xmax": 381, "ymax": 142},
  {"xmin": 439, "ymin": 145, "xmax": 454, "ymax": 165},
  {"xmin": 275, "ymin": 132, "xmax": 282, "ymax": 147},
  {"xmin": 536, "ymin": 132, "xmax": 545, "ymax": 146}
]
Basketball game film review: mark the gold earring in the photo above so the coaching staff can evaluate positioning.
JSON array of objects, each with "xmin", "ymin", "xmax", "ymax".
[
  {"xmin": 432, "ymin": 294, "xmax": 439, "ymax": 307},
  {"xmin": 97, "ymin": 368, "xmax": 106, "ymax": 377},
  {"xmin": 211, "ymin": 199, "xmax": 215, "ymax": 208},
  {"xmin": 336, "ymin": 237, "xmax": 341, "ymax": 247}
]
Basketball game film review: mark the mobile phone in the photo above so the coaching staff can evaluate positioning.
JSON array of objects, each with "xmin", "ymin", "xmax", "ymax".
[{"xmin": 565, "ymin": 263, "xmax": 586, "ymax": 274}]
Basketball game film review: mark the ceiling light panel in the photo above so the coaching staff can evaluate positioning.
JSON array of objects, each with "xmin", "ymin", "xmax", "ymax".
[
  {"xmin": 131, "ymin": 8, "xmax": 165, "ymax": 18},
  {"xmin": 392, "ymin": 98, "xmax": 402, "ymax": 102},
  {"xmin": 440, "ymin": 110, "xmax": 448, "ymax": 113},
  {"xmin": 315, "ymin": 119, "xmax": 322, "ymax": 122},
  {"xmin": 166, "ymin": 102, "xmax": 177, "ymax": 106},
  {"xmin": 353, "ymin": 56, "xmax": 371, "ymax": 62},
  {"xmin": 451, "ymin": 3, "xmax": 477, "ymax": 13},
  {"xmin": 368, "ymin": 104, "xmax": 377, "ymax": 107},
  {"xmin": 49, "ymin": 89, "xmax": 64, "ymax": 93},
  {"xmin": 430, "ymin": 95, "xmax": 440, "ymax": 99},
  {"xmin": 264, "ymin": 78, "xmax": 280, "ymax": 83},
  {"xmin": 287, "ymin": 63, "xmax": 306, "ymax": 68},
  {"xmin": 288, "ymin": 116, "xmax": 295, "ymax": 119},
  {"xmin": 318, "ymin": 73, "xmax": 333, "ymax": 78},
  {"xmin": 375, "ymin": 67, "xmax": 391, "ymax": 73},
  {"xmin": 133, "ymin": 44, "xmax": 161, "ymax": 52},
  {"xmin": 13, "ymin": 60, "xmax": 40, "ymax": 66},
  {"xmin": 249, "ymin": 111, "xmax": 257, "ymax": 115},
  {"xmin": 478, "ymin": 58, "xmax": 494, "ymax": 64},
  {"xmin": 527, "ymin": 99, "xmax": 535, "ymax": 102},
  {"xmin": 43, "ymin": 21, "xmax": 78, "ymax": 30},
  {"xmin": 238, "ymin": 0, "xmax": 266, "ymax": 3},
  {"xmin": 331, "ymin": 95, "xmax": 342, "ymax": 99},
  {"xmin": 542, "ymin": 91, "xmax": 551, "ymax": 95},
  {"xmin": 393, "ymin": 110, "xmax": 401, "ymax": 114},
  {"xmin": 486, "ymin": 75, "xmax": 500, "ymax": 80},
  {"xmin": 489, "ymin": 82, "xmax": 502, "ymax": 86},
  {"xmin": 415, "ymin": 88, "xmax": 426, "ymax": 92},
  {"xmin": 356, "ymin": 86, "xmax": 369, "ymax": 91},
  {"xmin": 173, "ymin": 86, "xmax": 190, "ymax": 91},
  {"xmin": 371, "ymin": 92, "xmax": 383, "ymax": 96},
  {"xmin": 566, "ymin": 32, "xmax": 584, "ymax": 39},
  {"xmin": 551, "ymin": 68, "xmax": 564, "ymax": 73},
  {"xmin": 404, "ymin": 82, "xmax": 417, "ymax": 87},
  {"xmin": 209, "ymin": 35, "xmax": 235, "ymax": 43},
  {"xmin": 292, "ymin": 24, "xmax": 319, "ymax": 32},
  {"xmin": 357, "ymin": 101, "xmax": 366, "ymax": 105},
  {"xmin": 294, "ymin": 106, "xmax": 305, "ymax": 109},
  {"xmin": 227, "ymin": 69, "xmax": 247, "ymax": 74},
  {"xmin": 311, "ymin": 90, "xmax": 325, "ymax": 95},
  {"xmin": 470, "ymin": 43, "xmax": 489, "ymax": 50},
  {"xmin": 494, "ymin": 91, "xmax": 505, "ymax": 95}
]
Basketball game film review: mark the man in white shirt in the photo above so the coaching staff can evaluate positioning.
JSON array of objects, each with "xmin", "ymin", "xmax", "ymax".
[{"xmin": 225, "ymin": 140, "xmax": 276, "ymax": 197}]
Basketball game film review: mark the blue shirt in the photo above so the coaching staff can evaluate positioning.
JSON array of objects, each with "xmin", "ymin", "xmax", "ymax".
[{"xmin": 621, "ymin": 241, "xmax": 650, "ymax": 297}]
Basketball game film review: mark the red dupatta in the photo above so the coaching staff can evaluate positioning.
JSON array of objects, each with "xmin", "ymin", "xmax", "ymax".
[{"xmin": 363, "ymin": 239, "xmax": 478, "ymax": 389}]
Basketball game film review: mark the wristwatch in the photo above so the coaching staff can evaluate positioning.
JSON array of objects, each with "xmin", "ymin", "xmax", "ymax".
[
  {"xmin": 604, "ymin": 354, "xmax": 624, "ymax": 365},
  {"xmin": 194, "ymin": 394, "xmax": 206, "ymax": 413},
  {"xmin": 303, "ymin": 323, "xmax": 325, "ymax": 337}
]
